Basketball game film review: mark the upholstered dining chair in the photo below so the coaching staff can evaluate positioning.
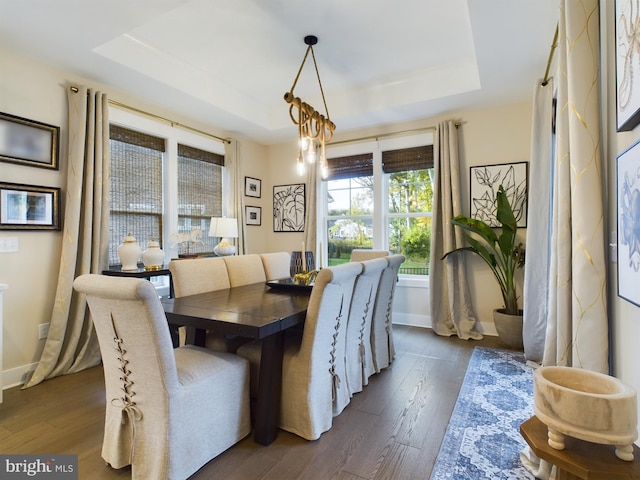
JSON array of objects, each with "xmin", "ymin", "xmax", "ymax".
[
  {"xmin": 223, "ymin": 254, "xmax": 267, "ymax": 286},
  {"xmin": 169, "ymin": 258, "xmax": 249, "ymax": 352},
  {"xmin": 237, "ymin": 262, "xmax": 362, "ymax": 440},
  {"xmin": 371, "ymin": 254, "xmax": 405, "ymax": 373},
  {"xmin": 345, "ymin": 257, "xmax": 387, "ymax": 396},
  {"xmin": 259, "ymin": 252, "xmax": 292, "ymax": 280},
  {"xmin": 73, "ymin": 274, "xmax": 251, "ymax": 480},
  {"xmin": 168, "ymin": 257, "xmax": 230, "ymax": 297},
  {"xmin": 350, "ymin": 249, "xmax": 390, "ymax": 262}
]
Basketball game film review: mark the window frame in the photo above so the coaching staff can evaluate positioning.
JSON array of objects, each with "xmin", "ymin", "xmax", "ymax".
[
  {"xmin": 108, "ymin": 106, "xmax": 225, "ymax": 262},
  {"xmin": 320, "ymin": 132, "xmax": 433, "ymax": 278}
]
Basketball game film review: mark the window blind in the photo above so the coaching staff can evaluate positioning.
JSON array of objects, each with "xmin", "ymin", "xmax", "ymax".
[
  {"xmin": 109, "ymin": 126, "xmax": 164, "ymax": 265},
  {"xmin": 381, "ymin": 145, "xmax": 433, "ymax": 173},
  {"xmin": 177, "ymin": 144, "xmax": 223, "ymax": 254},
  {"xmin": 324, "ymin": 153, "xmax": 373, "ymax": 180}
]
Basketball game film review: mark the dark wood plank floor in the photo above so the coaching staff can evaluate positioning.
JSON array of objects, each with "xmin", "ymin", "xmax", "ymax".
[{"xmin": 0, "ymin": 325, "xmax": 511, "ymax": 479}]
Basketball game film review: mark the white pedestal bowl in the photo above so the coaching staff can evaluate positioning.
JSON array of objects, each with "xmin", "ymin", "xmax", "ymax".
[{"xmin": 533, "ymin": 366, "xmax": 638, "ymax": 461}]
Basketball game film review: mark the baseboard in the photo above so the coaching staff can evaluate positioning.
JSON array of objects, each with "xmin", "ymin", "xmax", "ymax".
[
  {"xmin": 393, "ymin": 312, "xmax": 431, "ymax": 328},
  {"xmin": 3, "ymin": 362, "xmax": 38, "ymax": 390}
]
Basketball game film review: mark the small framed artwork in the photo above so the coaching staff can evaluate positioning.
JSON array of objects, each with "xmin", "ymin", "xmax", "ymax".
[
  {"xmin": 273, "ymin": 183, "xmax": 305, "ymax": 232},
  {"xmin": 0, "ymin": 112, "xmax": 59, "ymax": 169},
  {"xmin": 470, "ymin": 162, "xmax": 528, "ymax": 227},
  {"xmin": 245, "ymin": 176, "xmax": 261, "ymax": 198},
  {"xmin": 0, "ymin": 182, "xmax": 61, "ymax": 230},
  {"xmin": 616, "ymin": 139, "xmax": 640, "ymax": 306},
  {"xmin": 245, "ymin": 206, "xmax": 261, "ymax": 226},
  {"xmin": 616, "ymin": 0, "xmax": 640, "ymax": 131}
]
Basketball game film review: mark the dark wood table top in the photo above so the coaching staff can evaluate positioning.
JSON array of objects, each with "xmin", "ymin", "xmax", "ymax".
[{"xmin": 161, "ymin": 281, "xmax": 310, "ymax": 338}]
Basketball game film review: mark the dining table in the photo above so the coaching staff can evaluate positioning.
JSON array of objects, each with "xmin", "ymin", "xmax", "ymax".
[{"xmin": 161, "ymin": 280, "xmax": 312, "ymax": 446}]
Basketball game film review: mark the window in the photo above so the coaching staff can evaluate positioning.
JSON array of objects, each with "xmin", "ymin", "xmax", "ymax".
[
  {"xmin": 176, "ymin": 144, "xmax": 223, "ymax": 255},
  {"xmin": 322, "ymin": 133, "xmax": 433, "ymax": 275},
  {"xmin": 108, "ymin": 108, "xmax": 225, "ymax": 267},
  {"xmin": 109, "ymin": 125, "xmax": 164, "ymax": 266}
]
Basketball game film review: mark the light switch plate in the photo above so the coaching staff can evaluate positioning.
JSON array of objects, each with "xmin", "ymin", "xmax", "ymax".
[{"xmin": 0, "ymin": 237, "xmax": 19, "ymax": 253}]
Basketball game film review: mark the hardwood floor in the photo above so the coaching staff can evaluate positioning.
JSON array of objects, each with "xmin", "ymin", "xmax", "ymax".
[{"xmin": 0, "ymin": 325, "xmax": 510, "ymax": 479}]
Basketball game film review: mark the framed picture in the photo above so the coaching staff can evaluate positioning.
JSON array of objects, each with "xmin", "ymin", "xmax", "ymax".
[
  {"xmin": 0, "ymin": 112, "xmax": 59, "ymax": 169},
  {"xmin": 245, "ymin": 206, "xmax": 262, "ymax": 226},
  {"xmin": 0, "ymin": 182, "xmax": 61, "ymax": 230},
  {"xmin": 273, "ymin": 183, "xmax": 305, "ymax": 232},
  {"xmin": 616, "ymin": 0, "xmax": 640, "ymax": 131},
  {"xmin": 616, "ymin": 139, "xmax": 640, "ymax": 306},
  {"xmin": 245, "ymin": 176, "xmax": 261, "ymax": 198},
  {"xmin": 470, "ymin": 162, "xmax": 528, "ymax": 227}
]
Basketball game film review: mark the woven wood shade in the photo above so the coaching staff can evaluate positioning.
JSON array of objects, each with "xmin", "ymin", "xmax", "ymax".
[
  {"xmin": 324, "ymin": 153, "xmax": 373, "ymax": 180},
  {"xmin": 382, "ymin": 145, "xmax": 434, "ymax": 173}
]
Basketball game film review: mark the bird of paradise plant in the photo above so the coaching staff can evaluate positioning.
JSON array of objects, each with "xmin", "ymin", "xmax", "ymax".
[{"xmin": 442, "ymin": 185, "xmax": 525, "ymax": 315}]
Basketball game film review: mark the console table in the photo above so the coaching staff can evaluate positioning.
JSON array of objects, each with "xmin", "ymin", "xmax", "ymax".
[
  {"xmin": 102, "ymin": 265, "xmax": 173, "ymax": 298},
  {"xmin": 520, "ymin": 415, "xmax": 640, "ymax": 479}
]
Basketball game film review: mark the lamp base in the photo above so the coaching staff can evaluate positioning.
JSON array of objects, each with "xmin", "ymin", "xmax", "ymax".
[{"xmin": 214, "ymin": 240, "xmax": 236, "ymax": 256}]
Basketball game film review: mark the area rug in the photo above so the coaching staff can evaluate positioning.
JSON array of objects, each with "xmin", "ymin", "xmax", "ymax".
[{"xmin": 430, "ymin": 346, "xmax": 535, "ymax": 480}]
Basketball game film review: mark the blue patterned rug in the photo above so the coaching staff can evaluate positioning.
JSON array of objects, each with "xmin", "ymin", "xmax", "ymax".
[{"xmin": 430, "ymin": 347, "xmax": 535, "ymax": 480}]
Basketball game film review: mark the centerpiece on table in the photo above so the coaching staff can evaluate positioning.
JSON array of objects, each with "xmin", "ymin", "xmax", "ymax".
[{"xmin": 442, "ymin": 185, "xmax": 525, "ymax": 348}]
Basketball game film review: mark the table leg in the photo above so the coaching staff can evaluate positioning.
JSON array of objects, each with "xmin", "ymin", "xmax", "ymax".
[{"xmin": 253, "ymin": 331, "xmax": 284, "ymax": 446}]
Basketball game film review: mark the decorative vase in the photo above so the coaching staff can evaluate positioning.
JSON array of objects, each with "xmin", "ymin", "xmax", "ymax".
[
  {"xmin": 118, "ymin": 233, "xmax": 141, "ymax": 271},
  {"xmin": 290, "ymin": 251, "xmax": 315, "ymax": 277},
  {"xmin": 493, "ymin": 308, "xmax": 524, "ymax": 349},
  {"xmin": 142, "ymin": 239, "xmax": 165, "ymax": 271}
]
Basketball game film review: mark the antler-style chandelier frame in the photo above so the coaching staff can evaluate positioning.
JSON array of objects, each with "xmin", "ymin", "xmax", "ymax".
[{"xmin": 284, "ymin": 35, "xmax": 335, "ymax": 177}]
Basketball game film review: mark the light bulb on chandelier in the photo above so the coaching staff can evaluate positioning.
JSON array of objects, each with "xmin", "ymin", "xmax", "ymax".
[{"xmin": 285, "ymin": 35, "xmax": 335, "ymax": 179}]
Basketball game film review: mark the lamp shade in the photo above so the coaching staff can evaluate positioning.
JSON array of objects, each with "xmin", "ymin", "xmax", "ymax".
[{"xmin": 209, "ymin": 217, "xmax": 238, "ymax": 238}]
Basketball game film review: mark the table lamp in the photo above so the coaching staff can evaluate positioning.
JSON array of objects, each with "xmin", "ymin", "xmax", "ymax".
[{"xmin": 209, "ymin": 217, "xmax": 238, "ymax": 256}]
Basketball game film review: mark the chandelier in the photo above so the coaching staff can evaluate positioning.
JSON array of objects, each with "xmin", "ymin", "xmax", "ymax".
[{"xmin": 284, "ymin": 35, "xmax": 335, "ymax": 177}]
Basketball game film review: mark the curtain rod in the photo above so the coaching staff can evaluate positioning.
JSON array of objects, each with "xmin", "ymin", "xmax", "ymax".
[
  {"xmin": 542, "ymin": 24, "xmax": 559, "ymax": 86},
  {"xmin": 69, "ymin": 86, "xmax": 231, "ymax": 144},
  {"xmin": 328, "ymin": 123, "xmax": 461, "ymax": 146}
]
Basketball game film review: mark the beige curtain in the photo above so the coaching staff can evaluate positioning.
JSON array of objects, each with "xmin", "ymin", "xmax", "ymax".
[
  {"xmin": 543, "ymin": 0, "xmax": 608, "ymax": 372},
  {"xmin": 522, "ymin": 1, "xmax": 608, "ymax": 477},
  {"xmin": 429, "ymin": 120, "xmax": 483, "ymax": 339},
  {"xmin": 303, "ymin": 159, "xmax": 318, "ymax": 267},
  {"xmin": 522, "ymin": 77, "xmax": 554, "ymax": 363},
  {"xmin": 223, "ymin": 139, "xmax": 246, "ymax": 255},
  {"xmin": 24, "ymin": 86, "xmax": 109, "ymax": 388}
]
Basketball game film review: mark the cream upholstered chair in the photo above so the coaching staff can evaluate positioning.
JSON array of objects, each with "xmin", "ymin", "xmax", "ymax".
[
  {"xmin": 169, "ymin": 258, "xmax": 248, "ymax": 352},
  {"xmin": 350, "ymin": 249, "xmax": 389, "ymax": 262},
  {"xmin": 259, "ymin": 252, "xmax": 292, "ymax": 280},
  {"xmin": 168, "ymin": 257, "xmax": 230, "ymax": 297},
  {"xmin": 223, "ymin": 254, "xmax": 267, "ymax": 286},
  {"xmin": 73, "ymin": 274, "xmax": 250, "ymax": 480},
  {"xmin": 371, "ymin": 254, "xmax": 405, "ymax": 373},
  {"xmin": 237, "ymin": 262, "xmax": 362, "ymax": 440},
  {"xmin": 344, "ymin": 257, "xmax": 387, "ymax": 396}
]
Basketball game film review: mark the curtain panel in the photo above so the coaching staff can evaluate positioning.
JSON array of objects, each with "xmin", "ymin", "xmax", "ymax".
[{"xmin": 25, "ymin": 86, "xmax": 109, "ymax": 388}]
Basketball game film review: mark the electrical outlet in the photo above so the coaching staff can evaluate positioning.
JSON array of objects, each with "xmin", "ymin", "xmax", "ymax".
[{"xmin": 38, "ymin": 322, "xmax": 50, "ymax": 340}]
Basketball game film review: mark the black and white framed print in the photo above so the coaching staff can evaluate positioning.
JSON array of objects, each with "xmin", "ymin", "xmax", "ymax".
[
  {"xmin": 0, "ymin": 182, "xmax": 61, "ymax": 230},
  {"xmin": 0, "ymin": 112, "xmax": 59, "ymax": 169},
  {"xmin": 469, "ymin": 162, "xmax": 528, "ymax": 228},
  {"xmin": 273, "ymin": 183, "xmax": 305, "ymax": 232},
  {"xmin": 244, "ymin": 176, "xmax": 261, "ymax": 198},
  {"xmin": 245, "ymin": 205, "xmax": 261, "ymax": 226}
]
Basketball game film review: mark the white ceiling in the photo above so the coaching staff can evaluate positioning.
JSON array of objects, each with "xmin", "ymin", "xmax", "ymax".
[{"xmin": 0, "ymin": 0, "xmax": 558, "ymax": 144}]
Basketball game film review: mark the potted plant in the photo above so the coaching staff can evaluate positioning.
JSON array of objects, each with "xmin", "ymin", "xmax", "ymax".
[{"xmin": 442, "ymin": 185, "xmax": 525, "ymax": 347}]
